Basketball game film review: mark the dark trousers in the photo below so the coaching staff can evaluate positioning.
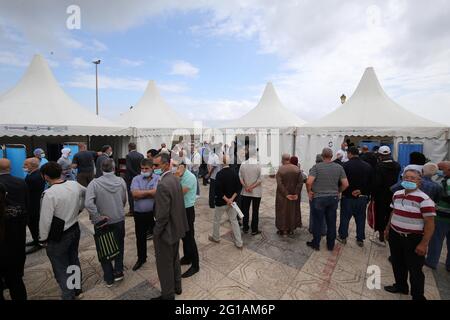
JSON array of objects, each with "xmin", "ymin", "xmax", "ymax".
[
  {"xmin": 311, "ymin": 196, "xmax": 339, "ymax": 249},
  {"xmin": 100, "ymin": 221, "xmax": 125, "ymax": 283},
  {"xmin": 241, "ymin": 196, "xmax": 261, "ymax": 232},
  {"xmin": 46, "ymin": 224, "xmax": 81, "ymax": 300},
  {"xmin": 133, "ymin": 211, "xmax": 155, "ymax": 262},
  {"xmin": 126, "ymin": 181, "xmax": 134, "ymax": 213},
  {"xmin": 182, "ymin": 206, "xmax": 199, "ymax": 268},
  {"xmin": 0, "ymin": 269, "xmax": 27, "ymax": 300},
  {"xmin": 209, "ymin": 179, "xmax": 216, "ymax": 208},
  {"xmin": 27, "ymin": 210, "xmax": 40, "ymax": 243},
  {"xmin": 388, "ymin": 228, "xmax": 425, "ymax": 300},
  {"xmin": 154, "ymin": 237, "xmax": 181, "ymax": 299},
  {"xmin": 76, "ymin": 172, "xmax": 94, "ymax": 188},
  {"xmin": 339, "ymin": 196, "xmax": 368, "ymax": 242}
]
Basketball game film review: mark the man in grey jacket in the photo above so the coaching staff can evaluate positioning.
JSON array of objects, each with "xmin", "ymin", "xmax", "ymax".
[
  {"xmin": 85, "ymin": 159, "xmax": 127, "ymax": 287},
  {"xmin": 152, "ymin": 153, "xmax": 189, "ymax": 300}
]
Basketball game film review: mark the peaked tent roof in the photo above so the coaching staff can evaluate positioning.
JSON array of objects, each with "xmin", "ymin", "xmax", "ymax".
[
  {"xmin": 0, "ymin": 54, "xmax": 129, "ymax": 137},
  {"xmin": 220, "ymin": 82, "xmax": 306, "ymax": 129},
  {"xmin": 119, "ymin": 80, "xmax": 194, "ymax": 130},
  {"xmin": 301, "ymin": 67, "xmax": 447, "ymax": 138}
]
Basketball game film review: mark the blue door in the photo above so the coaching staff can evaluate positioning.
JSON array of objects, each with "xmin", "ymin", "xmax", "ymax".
[
  {"xmin": 397, "ymin": 143, "xmax": 423, "ymax": 172},
  {"xmin": 5, "ymin": 144, "xmax": 27, "ymax": 178},
  {"xmin": 0, "ymin": 147, "xmax": 3, "ymax": 159},
  {"xmin": 358, "ymin": 140, "xmax": 380, "ymax": 152}
]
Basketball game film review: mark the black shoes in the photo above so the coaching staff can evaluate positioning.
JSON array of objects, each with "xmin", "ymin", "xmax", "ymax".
[
  {"xmin": 146, "ymin": 232, "xmax": 154, "ymax": 240},
  {"xmin": 243, "ymin": 228, "xmax": 249, "ymax": 234},
  {"xmin": 180, "ymin": 256, "xmax": 192, "ymax": 266},
  {"xmin": 251, "ymin": 230, "xmax": 262, "ymax": 236},
  {"xmin": 306, "ymin": 241, "xmax": 319, "ymax": 251},
  {"xmin": 175, "ymin": 288, "xmax": 182, "ymax": 295},
  {"xmin": 132, "ymin": 260, "xmax": 146, "ymax": 271},
  {"xmin": 114, "ymin": 272, "xmax": 124, "ymax": 282},
  {"xmin": 384, "ymin": 284, "xmax": 409, "ymax": 295},
  {"xmin": 182, "ymin": 266, "xmax": 199, "ymax": 278}
]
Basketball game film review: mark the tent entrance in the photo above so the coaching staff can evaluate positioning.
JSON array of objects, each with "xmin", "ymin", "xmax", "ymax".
[{"xmin": 344, "ymin": 136, "xmax": 394, "ymax": 152}]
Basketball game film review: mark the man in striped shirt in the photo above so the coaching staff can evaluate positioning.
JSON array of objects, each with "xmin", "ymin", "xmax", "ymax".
[{"xmin": 384, "ymin": 168, "xmax": 435, "ymax": 300}]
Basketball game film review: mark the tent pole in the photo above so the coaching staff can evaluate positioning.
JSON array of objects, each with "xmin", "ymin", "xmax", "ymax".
[{"xmin": 292, "ymin": 128, "xmax": 297, "ymax": 156}]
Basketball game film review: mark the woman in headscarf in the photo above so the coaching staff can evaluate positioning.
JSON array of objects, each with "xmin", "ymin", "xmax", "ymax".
[
  {"xmin": 289, "ymin": 156, "xmax": 303, "ymax": 229},
  {"xmin": 57, "ymin": 148, "xmax": 75, "ymax": 181}
]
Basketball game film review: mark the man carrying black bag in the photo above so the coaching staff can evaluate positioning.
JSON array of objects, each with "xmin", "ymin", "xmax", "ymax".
[
  {"xmin": 85, "ymin": 159, "xmax": 127, "ymax": 287},
  {"xmin": 39, "ymin": 162, "xmax": 86, "ymax": 300}
]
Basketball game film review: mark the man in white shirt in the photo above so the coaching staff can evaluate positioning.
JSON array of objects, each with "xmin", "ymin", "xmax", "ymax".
[{"xmin": 39, "ymin": 162, "xmax": 86, "ymax": 300}]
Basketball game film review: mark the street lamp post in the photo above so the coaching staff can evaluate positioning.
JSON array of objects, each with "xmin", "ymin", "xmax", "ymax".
[{"xmin": 93, "ymin": 60, "xmax": 101, "ymax": 115}]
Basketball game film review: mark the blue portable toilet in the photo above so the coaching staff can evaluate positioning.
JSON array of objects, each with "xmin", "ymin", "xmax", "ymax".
[
  {"xmin": 5, "ymin": 144, "xmax": 27, "ymax": 178},
  {"xmin": 397, "ymin": 142, "xmax": 423, "ymax": 172},
  {"xmin": 63, "ymin": 142, "xmax": 80, "ymax": 161},
  {"xmin": 0, "ymin": 146, "xmax": 3, "ymax": 159}
]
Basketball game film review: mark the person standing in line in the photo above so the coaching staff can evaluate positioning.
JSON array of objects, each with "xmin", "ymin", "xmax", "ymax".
[
  {"xmin": 57, "ymin": 148, "xmax": 75, "ymax": 181},
  {"xmin": 130, "ymin": 158, "xmax": 159, "ymax": 271},
  {"xmin": 33, "ymin": 148, "xmax": 48, "ymax": 168},
  {"xmin": 207, "ymin": 148, "xmax": 221, "ymax": 209},
  {"xmin": 151, "ymin": 153, "xmax": 189, "ymax": 300},
  {"xmin": 174, "ymin": 161, "xmax": 200, "ymax": 278},
  {"xmin": 289, "ymin": 156, "xmax": 304, "ymax": 229},
  {"xmin": 72, "ymin": 143, "xmax": 97, "ymax": 187},
  {"xmin": 0, "ymin": 159, "xmax": 29, "ymax": 300},
  {"xmin": 85, "ymin": 159, "xmax": 127, "ymax": 287},
  {"xmin": 23, "ymin": 158, "xmax": 46, "ymax": 254},
  {"xmin": 95, "ymin": 145, "xmax": 113, "ymax": 178},
  {"xmin": 39, "ymin": 162, "xmax": 86, "ymax": 300},
  {"xmin": 125, "ymin": 143, "xmax": 144, "ymax": 217}
]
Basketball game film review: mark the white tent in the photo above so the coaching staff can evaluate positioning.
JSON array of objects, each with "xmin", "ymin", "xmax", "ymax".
[
  {"xmin": 119, "ymin": 80, "xmax": 194, "ymax": 153},
  {"xmin": 0, "ymin": 54, "xmax": 129, "ymax": 137},
  {"xmin": 219, "ymin": 82, "xmax": 306, "ymax": 166},
  {"xmin": 298, "ymin": 67, "xmax": 449, "ymax": 171}
]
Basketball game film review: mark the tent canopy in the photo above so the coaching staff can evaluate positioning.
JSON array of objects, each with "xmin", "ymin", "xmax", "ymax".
[
  {"xmin": 0, "ymin": 54, "xmax": 129, "ymax": 137},
  {"xmin": 119, "ymin": 80, "xmax": 194, "ymax": 131},
  {"xmin": 301, "ymin": 67, "xmax": 447, "ymax": 138},
  {"xmin": 220, "ymin": 82, "xmax": 306, "ymax": 129}
]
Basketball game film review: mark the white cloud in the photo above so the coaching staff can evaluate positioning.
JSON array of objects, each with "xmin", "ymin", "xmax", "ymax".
[
  {"xmin": 169, "ymin": 60, "xmax": 199, "ymax": 77},
  {"xmin": 0, "ymin": 51, "xmax": 28, "ymax": 67},
  {"xmin": 119, "ymin": 58, "xmax": 144, "ymax": 67},
  {"xmin": 71, "ymin": 57, "xmax": 91, "ymax": 69}
]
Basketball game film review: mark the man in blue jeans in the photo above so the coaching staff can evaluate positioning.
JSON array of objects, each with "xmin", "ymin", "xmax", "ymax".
[
  {"xmin": 425, "ymin": 161, "xmax": 450, "ymax": 272},
  {"xmin": 85, "ymin": 159, "xmax": 128, "ymax": 287},
  {"xmin": 337, "ymin": 147, "xmax": 373, "ymax": 247},
  {"xmin": 306, "ymin": 148, "xmax": 349, "ymax": 251}
]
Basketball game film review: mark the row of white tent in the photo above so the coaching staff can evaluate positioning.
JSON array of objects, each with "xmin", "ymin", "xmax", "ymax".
[{"xmin": 0, "ymin": 54, "xmax": 448, "ymax": 171}]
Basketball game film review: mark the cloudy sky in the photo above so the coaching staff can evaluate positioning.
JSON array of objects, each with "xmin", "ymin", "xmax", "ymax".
[{"xmin": 0, "ymin": 0, "xmax": 449, "ymax": 125}]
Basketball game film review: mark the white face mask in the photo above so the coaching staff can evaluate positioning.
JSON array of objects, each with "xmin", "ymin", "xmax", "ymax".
[
  {"xmin": 141, "ymin": 170, "xmax": 152, "ymax": 178},
  {"xmin": 41, "ymin": 153, "xmax": 46, "ymax": 158}
]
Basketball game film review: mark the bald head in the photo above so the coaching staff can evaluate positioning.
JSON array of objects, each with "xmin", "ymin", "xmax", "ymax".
[
  {"xmin": 0, "ymin": 159, "xmax": 11, "ymax": 174},
  {"xmin": 281, "ymin": 153, "xmax": 291, "ymax": 165},
  {"xmin": 423, "ymin": 162, "xmax": 438, "ymax": 178},
  {"xmin": 24, "ymin": 158, "xmax": 40, "ymax": 172}
]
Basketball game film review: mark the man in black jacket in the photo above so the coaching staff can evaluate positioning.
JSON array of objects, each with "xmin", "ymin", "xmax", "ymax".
[
  {"xmin": 372, "ymin": 146, "xmax": 401, "ymax": 242},
  {"xmin": 126, "ymin": 143, "xmax": 144, "ymax": 216},
  {"xmin": 23, "ymin": 158, "xmax": 46, "ymax": 254},
  {"xmin": 0, "ymin": 159, "xmax": 29, "ymax": 300}
]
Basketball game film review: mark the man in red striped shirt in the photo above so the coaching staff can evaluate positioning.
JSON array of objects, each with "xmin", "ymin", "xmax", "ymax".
[{"xmin": 384, "ymin": 168, "xmax": 435, "ymax": 300}]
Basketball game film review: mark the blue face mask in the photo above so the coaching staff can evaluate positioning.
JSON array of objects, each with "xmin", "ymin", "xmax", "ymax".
[
  {"xmin": 141, "ymin": 170, "xmax": 152, "ymax": 178},
  {"xmin": 154, "ymin": 168, "xmax": 162, "ymax": 175},
  {"xmin": 436, "ymin": 170, "xmax": 445, "ymax": 178},
  {"xmin": 401, "ymin": 180, "xmax": 417, "ymax": 190}
]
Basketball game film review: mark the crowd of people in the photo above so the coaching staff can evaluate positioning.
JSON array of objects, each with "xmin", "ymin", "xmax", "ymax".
[{"xmin": 0, "ymin": 139, "xmax": 449, "ymax": 301}]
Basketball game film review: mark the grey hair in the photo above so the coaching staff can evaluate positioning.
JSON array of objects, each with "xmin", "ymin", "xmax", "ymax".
[
  {"xmin": 101, "ymin": 159, "xmax": 115, "ymax": 173},
  {"xmin": 156, "ymin": 152, "xmax": 171, "ymax": 164}
]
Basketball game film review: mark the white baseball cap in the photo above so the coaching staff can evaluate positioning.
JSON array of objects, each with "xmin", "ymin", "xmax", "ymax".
[{"xmin": 378, "ymin": 146, "xmax": 391, "ymax": 155}]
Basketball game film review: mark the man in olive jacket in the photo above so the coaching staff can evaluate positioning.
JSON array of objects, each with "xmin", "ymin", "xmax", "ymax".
[{"xmin": 152, "ymin": 153, "xmax": 189, "ymax": 300}]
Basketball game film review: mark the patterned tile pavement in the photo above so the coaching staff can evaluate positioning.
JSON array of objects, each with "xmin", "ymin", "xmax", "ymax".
[{"xmin": 6, "ymin": 177, "xmax": 449, "ymax": 300}]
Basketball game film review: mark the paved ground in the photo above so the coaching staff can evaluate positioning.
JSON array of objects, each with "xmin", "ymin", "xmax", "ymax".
[{"xmin": 10, "ymin": 177, "xmax": 450, "ymax": 300}]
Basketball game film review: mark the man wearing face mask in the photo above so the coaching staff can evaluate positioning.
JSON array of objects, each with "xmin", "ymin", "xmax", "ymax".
[
  {"xmin": 425, "ymin": 161, "xmax": 450, "ymax": 272},
  {"xmin": 33, "ymin": 148, "xmax": 48, "ymax": 168},
  {"xmin": 384, "ymin": 168, "xmax": 435, "ymax": 300},
  {"xmin": 57, "ymin": 148, "xmax": 75, "ymax": 181},
  {"xmin": 151, "ymin": 153, "xmax": 189, "ymax": 300},
  {"xmin": 130, "ymin": 158, "xmax": 159, "ymax": 271},
  {"xmin": 174, "ymin": 161, "xmax": 199, "ymax": 278},
  {"xmin": 23, "ymin": 158, "xmax": 45, "ymax": 254}
]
